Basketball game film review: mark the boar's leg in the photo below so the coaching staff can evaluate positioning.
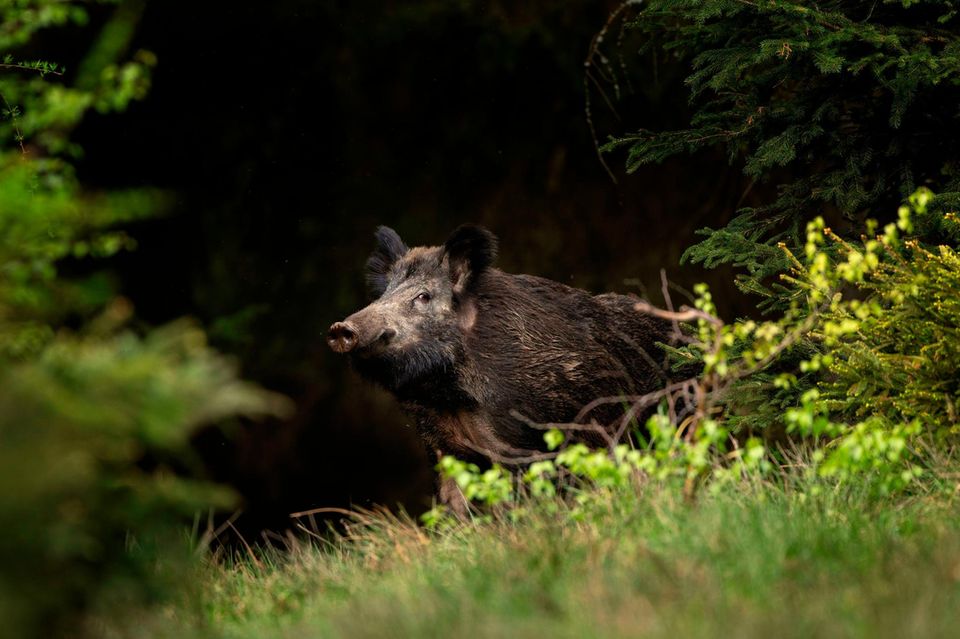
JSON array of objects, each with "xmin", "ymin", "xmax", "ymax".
[
  {"xmin": 431, "ymin": 447, "xmax": 470, "ymax": 519},
  {"xmin": 438, "ymin": 475, "xmax": 470, "ymax": 520}
]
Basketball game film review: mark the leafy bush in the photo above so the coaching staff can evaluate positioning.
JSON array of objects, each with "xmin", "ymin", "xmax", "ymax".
[
  {"xmin": 768, "ymin": 188, "xmax": 958, "ymax": 490},
  {"xmin": 0, "ymin": 322, "xmax": 287, "ymax": 638},
  {"xmin": 816, "ymin": 197, "xmax": 960, "ymax": 435},
  {"xmin": 0, "ymin": 4, "xmax": 290, "ymax": 637}
]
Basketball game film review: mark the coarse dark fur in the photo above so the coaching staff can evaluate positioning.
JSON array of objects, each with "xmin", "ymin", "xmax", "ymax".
[{"xmin": 328, "ymin": 225, "xmax": 672, "ymax": 509}]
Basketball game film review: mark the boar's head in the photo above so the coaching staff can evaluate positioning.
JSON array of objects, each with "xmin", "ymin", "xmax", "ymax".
[{"xmin": 328, "ymin": 224, "xmax": 497, "ymax": 393}]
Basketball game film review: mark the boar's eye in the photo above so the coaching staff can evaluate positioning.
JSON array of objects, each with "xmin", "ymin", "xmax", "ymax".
[{"xmin": 414, "ymin": 292, "xmax": 432, "ymax": 305}]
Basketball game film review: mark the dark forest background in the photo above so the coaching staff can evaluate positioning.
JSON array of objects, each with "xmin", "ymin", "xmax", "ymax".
[{"xmin": 55, "ymin": 1, "xmax": 761, "ymax": 533}]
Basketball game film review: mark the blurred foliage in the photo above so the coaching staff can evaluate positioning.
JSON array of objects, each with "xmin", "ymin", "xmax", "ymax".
[
  {"xmin": 0, "ymin": 2, "xmax": 288, "ymax": 637},
  {"xmin": 0, "ymin": 321, "xmax": 285, "ymax": 637},
  {"xmin": 0, "ymin": 156, "xmax": 165, "ymax": 357},
  {"xmin": 604, "ymin": 0, "xmax": 960, "ymax": 306}
]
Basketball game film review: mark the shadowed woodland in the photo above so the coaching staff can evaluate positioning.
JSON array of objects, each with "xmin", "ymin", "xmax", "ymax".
[
  {"xmin": 4, "ymin": 1, "xmax": 960, "ymax": 637},
  {"xmin": 69, "ymin": 1, "xmax": 760, "ymax": 530}
]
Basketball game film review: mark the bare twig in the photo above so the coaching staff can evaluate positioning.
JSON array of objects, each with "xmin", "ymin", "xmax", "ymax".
[
  {"xmin": 194, "ymin": 509, "xmax": 243, "ymax": 556},
  {"xmin": 289, "ymin": 506, "xmax": 359, "ymax": 519},
  {"xmin": 585, "ymin": 2, "xmax": 639, "ymax": 184},
  {"xmin": 660, "ymin": 269, "xmax": 681, "ymax": 338},
  {"xmin": 634, "ymin": 300, "xmax": 723, "ymax": 326}
]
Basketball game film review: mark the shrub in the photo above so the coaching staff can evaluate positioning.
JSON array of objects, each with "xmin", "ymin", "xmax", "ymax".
[
  {"xmin": 0, "ymin": 322, "xmax": 287, "ymax": 638},
  {"xmin": 0, "ymin": 4, "xmax": 290, "ymax": 637},
  {"xmin": 816, "ymin": 197, "xmax": 960, "ymax": 436}
]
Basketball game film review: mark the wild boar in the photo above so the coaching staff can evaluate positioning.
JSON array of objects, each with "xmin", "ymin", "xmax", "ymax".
[{"xmin": 328, "ymin": 224, "xmax": 671, "ymax": 509}]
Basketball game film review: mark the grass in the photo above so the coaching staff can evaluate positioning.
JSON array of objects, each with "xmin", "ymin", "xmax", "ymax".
[{"xmin": 133, "ymin": 471, "xmax": 960, "ymax": 639}]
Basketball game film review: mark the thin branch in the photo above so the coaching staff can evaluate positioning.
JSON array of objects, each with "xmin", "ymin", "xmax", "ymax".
[
  {"xmin": 0, "ymin": 62, "xmax": 63, "ymax": 76},
  {"xmin": 194, "ymin": 509, "xmax": 243, "ymax": 556},
  {"xmin": 634, "ymin": 300, "xmax": 724, "ymax": 326},
  {"xmin": 585, "ymin": 2, "xmax": 638, "ymax": 184}
]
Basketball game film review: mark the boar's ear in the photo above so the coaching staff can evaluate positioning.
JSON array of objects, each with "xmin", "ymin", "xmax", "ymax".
[
  {"xmin": 366, "ymin": 226, "xmax": 408, "ymax": 297},
  {"xmin": 443, "ymin": 224, "xmax": 498, "ymax": 295}
]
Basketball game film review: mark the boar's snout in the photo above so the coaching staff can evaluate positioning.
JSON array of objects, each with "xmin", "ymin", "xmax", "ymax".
[
  {"xmin": 327, "ymin": 317, "xmax": 398, "ymax": 354},
  {"xmin": 328, "ymin": 322, "xmax": 359, "ymax": 353}
]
